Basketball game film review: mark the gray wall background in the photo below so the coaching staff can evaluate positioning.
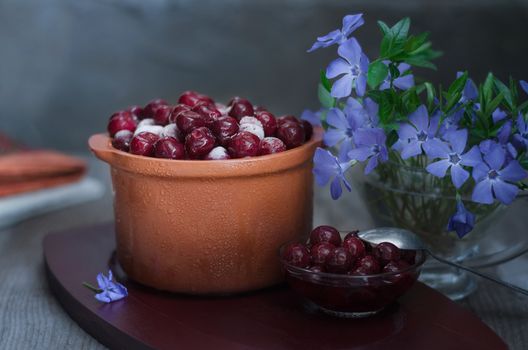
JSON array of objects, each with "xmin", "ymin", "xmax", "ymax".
[{"xmin": 0, "ymin": 0, "xmax": 527, "ymax": 151}]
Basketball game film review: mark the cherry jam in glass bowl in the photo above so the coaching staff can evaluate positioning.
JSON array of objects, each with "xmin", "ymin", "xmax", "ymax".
[{"xmin": 279, "ymin": 226, "xmax": 427, "ymax": 318}]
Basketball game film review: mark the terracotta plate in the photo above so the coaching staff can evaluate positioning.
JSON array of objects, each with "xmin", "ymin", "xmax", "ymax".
[{"xmin": 44, "ymin": 224, "xmax": 507, "ymax": 349}]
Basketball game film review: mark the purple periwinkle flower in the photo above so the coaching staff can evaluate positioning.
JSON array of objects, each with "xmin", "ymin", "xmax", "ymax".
[
  {"xmin": 513, "ymin": 113, "xmax": 528, "ymax": 151},
  {"xmin": 457, "ymin": 72, "xmax": 478, "ymax": 103},
  {"xmin": 87, "ymin": 270, "xmax": 128, "ymax": 303},
  {"xmin": 347, "ymin": 128, "xmax": 388, "ymax": 174},
  {"xmin": 344, "ymin": 97, "xmax": 379, "ymax": 127},
  {"xmin": 313, "ymin": 147, "xmax": 353, "ymax": 200},
  {"xmin": 426, "ymin": 129, "xmax": 483, "ymax": 188},
  {"xmin": 471, "ymin": 145, "xmax": 527, "ymax": 205},
  {"xmin": 492, "ymin": 108, "xmax": 507, "ymax": 123},
  {"xmin": 300, "ymin": 108, "xmax": 323, "ymax": 126},
  {"xmin": 395, "ymin": 105, "xmax": 442, "ymax": 159},
  {"xmin": 379, "ymin": 62, "xmax": 415, "ymax": 91},
  {"xmin": 447, "ymin": 200, "xmax": 476, "ymax": 238},
  {"xmin": 520, "ymin": 80, "xmax": 528, "ymax": 95},
  {"xmin": 439, "ymin": 109, "xmax": 463, "ymax": 136},
  {"xmin": 323, "ymin": 106, "xmax": 365, "ymax": 160},
  {"xmin": 326, "ymin": 38, "xmax": 369, "ymax": 98},
  {"xmin": 479, "ymin": 139, "xmax": 518, "ymax": 163},
  {"xmin": 307, "ymin": 13, "xmax": 364, "ymax": 52}
]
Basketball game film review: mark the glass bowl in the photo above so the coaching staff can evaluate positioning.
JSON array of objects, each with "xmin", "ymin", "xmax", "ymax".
[{"xmin": 280, "ymin": 245, "xmax": 427, "ymax": 318}]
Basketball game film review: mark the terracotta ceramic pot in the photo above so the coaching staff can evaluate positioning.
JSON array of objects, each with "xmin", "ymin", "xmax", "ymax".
[{"xmin": 89, "ymin": 129, "xmax": 322, "ymax": 295}]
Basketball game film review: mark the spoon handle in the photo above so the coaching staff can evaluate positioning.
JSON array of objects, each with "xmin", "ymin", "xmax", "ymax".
[{"xmin": 428, "ymin": 251, "xmax": 528, "ymax": 297}]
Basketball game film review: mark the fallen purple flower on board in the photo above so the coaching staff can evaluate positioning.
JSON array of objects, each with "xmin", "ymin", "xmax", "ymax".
[{"xmin": 83, "ymin": 270, "xmax": 128, "ymax": 303}]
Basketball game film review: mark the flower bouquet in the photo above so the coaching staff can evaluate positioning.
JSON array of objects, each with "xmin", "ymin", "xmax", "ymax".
[{"xmin": 303, "ymin": 14, "xmax": 528, "ymax": 298}]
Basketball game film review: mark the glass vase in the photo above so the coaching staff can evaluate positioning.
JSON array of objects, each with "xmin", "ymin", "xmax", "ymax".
[{"xmin": 356, "ymin": 157, "xmax": 504, "ymax": 300}]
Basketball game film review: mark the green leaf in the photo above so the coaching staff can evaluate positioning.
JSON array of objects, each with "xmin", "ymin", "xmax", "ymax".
[
  {"xmin": 404, "ymin": 56, "xmax": 438, "ymax": 70},
  {"xmin": 367, "ymin": 60, "xmax": 389, "ymax": 89},
  {"xmin": 388, "ymin": 63, "xmax": 400, "ymax": 80},
  {"xmin": 378, "ymin": 90, "xmax": 395, "ymax": 124},
  {"xmin": 320, "ymin": 70, "xmax": 332, "ymax": 92},
  {"xmin": 424, "ymin": 82, "xmax": 436, "ymax": 109},
  {"xmin": 487, "ymin": 92, "xmax": 504, "ymax": 114},
  {"xmin": 520, "ymin": 157, "xmax": 528, "ymax": 170},
  {"xmin": 380, "ymin": 17, "xmax": 410, "ymax": 58},
  {"xmin": 366, "ymin": 90, "xmax": 384, "ymax": 103},
  {"xmin": 317, "ymin": 83, "xmax": 335, "ymax": 109},
  {"xmin": 386, "ymin": 130, "xmax": 399, "ymax": 147},
  {"xmin": 444, "ymin": 72, "xmax": 468, "ymax": 111},
  {"xmin": 377, "ymin": 21, "xmax": 390, "ymax": 36},
  {"xmin": 448, "ymin": 72, "xmax": 468, "ymax": 96},
  {"xmin": 519, "ymin": 100, "xmax": 528, "ymax": 111},
  {"xmin": 483, "ymin": 72, "xmax": 494, "ymax": 101},
  {"xmin": 494, "ymin": 77, "xmax": 513, "ymax": 110},
  {"xmin": 405, "ymin": 32, "xmax": 429, "ymax": 53},
  {"xmin": 392, "ymin": 17, "xmax": 411, "ymax": 45}
]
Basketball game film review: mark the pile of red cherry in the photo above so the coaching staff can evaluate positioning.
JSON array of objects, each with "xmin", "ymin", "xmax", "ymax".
[
  {"xmin": 106, "ymin": 91, "xmax": 313, "ymax": 160},
  {"xmin": 282, "ymin": 225, "xmax": 416, "ymax": 275}
]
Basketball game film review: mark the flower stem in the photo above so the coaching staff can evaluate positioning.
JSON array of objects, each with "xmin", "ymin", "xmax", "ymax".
[{"xmin": 83, "ymin": 282, "xmax": 103, "ymax": 293}]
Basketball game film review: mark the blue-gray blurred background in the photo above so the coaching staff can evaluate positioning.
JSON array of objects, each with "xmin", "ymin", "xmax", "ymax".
[{"xmin": 0, "ymin": 0, "xmax": 526, "ymax": 151}]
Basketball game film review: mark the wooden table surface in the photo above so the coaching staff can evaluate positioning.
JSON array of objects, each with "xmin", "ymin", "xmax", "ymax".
[{"xmin": 0, "ymin": 159, "xmax": 527, "ymax": 349}]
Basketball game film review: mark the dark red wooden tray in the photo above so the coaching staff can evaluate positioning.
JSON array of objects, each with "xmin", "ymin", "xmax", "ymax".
[{"xmin": 44, "ymin": 224, "xmax": 506, "ymax": 350}]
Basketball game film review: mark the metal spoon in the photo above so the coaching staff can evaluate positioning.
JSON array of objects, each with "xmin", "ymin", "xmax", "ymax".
[{"xmin": 359, "ymin": 227, "xmax": 528, "ymax": 297}]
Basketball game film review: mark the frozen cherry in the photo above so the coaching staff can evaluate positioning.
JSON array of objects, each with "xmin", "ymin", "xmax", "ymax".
[
  {"xmin": 227, "ymin": 131, "xmax": 260, "ymax": 158},
  {"xmin": 342, "ymin": 236, "xmax": 366, "ymax": 260},
  {"xmin": 239, "ymin": 116, "xmax": 262, "ymax": 127},
  {"xmin": 107, "ymin": 112, "xmax": 137, "ymax": 137},
  {"xmin": 302, "ymin": 120, "xmax": 313, "ymax": 141},
  {"xmin": 130, "ymin": 132, "xmax": 159, "ymax": 157},
  {"xmin": 343, "ymin": 231, "xmax": 359, "ymax": 240},
  {"xmin": 204, "ymin": 146, "xmax": 231, "ymax": 160},
  {"xmin": 254, "ymin": 111, "xmax": 277, "ymax": 137},
  {"xmin": 215, "ymin": 103, "xmax": 228, "ymax": 115},
  {"xmin": 282, "ymin": 243, "xmax": 310, "ymax": 268},
  {"xmin": 111, "ymin": 130, "xmax": 133, "ymax": 152},
  {"xmin": 127, "ymin": 105, "xmax": 144, "ymax": 119},
  {"xmin": 352, "ymin": 255, "xmax": 381, "ymax": 275},
  {"xmin": 137, "ymin": 118, "xmax": 155, "ymax": 127},
  {"xmin": 239, "ymin": 123, "xmax": 264, "ymax": 139},
  {"xmin": 382, "ymin": 260, "xmax": 411, "ymax": 274},
  {"xmin": 401, "ymin": 250, "xmax": 417, "ymax": 265},
  {"xmin": 169, "ymin": 104, "xmax": 192, "ymax": 123},
  {"xmin": 153, "ymin": 104, "xmax": 174, "ymax": 125},
  {"xmin": 178, "ymin": 91, "xmax": 214, "ymax": 107},
  {"xmin": 185, "ymin": 127, "xmax": 216, "ymax": 159},
  {"xmin": 227, "ymin": 96, "xmax": 243, "ymax": 106},
  {"xmin": 325, "ymin": 247, "xmax": 352, "ymax": 274},
  {"xmin": 259, "ymin": 137, "xmax": 287, "ymax": 155},
  {"xmin": 254, "ymin": 105, "xmax": 268, "ymax": 113},
  {"xmin": 373, "ymin": 242, "xmax": 401, "ymax": 266},
  {"xmin": 192, "ymin": 104, "xmax": 222, "ymax": 128},
  {"xmin": 277, "ymin": 115, "xmax": 299, "ymax": 126},
  {"xmin": 142, "ymin": 99, "xmax": 168, "ymax": 119},
  {"xmin": 309, "ymin": 225, "xmax": 342, "ymax": 246},
  {"xmin": 229, "ymin": 98, "xmax": 254, "ymax": 120},
  {"xmin": 310, "ymin": 242, "xmax": 335, "ymax": 266},
  {"xmin": 176, "ymin": 110, "xmax": 206, "ymax": 135},
  {"xmin": 276, "ymin": 121, "xmax": 305, "ymax": 149},
  {"xmin": 162, "ymin": 124, "xmax": 179, "ymax": 139},
  {"xmin": 134, "ymin": 124, "xmax": 164, "ymax": 137},
  {"xmin": 212, "ymin": 116, "xmax": 239, "ymax": 146},
  {"xmin": 154, "ymin": 136, "xmax": 185, "ymax": 159}
]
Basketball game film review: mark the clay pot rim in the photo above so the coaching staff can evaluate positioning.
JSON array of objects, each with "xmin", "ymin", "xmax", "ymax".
[{"xmin": 88, "ymin": 127, "xmax": 323, "ymax": 178}]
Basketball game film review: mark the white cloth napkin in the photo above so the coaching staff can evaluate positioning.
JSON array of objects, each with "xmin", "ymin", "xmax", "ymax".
[{"xmin": 0, "ymin": 177, "xmax": 104, "ymax": 229}]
